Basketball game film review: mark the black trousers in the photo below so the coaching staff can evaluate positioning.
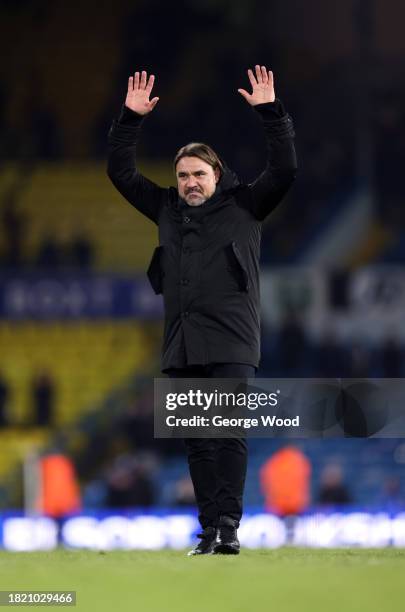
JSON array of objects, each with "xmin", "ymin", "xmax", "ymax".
[{"xmin": 167, "ymin": 363, "xmax": 255, "ymax": 529}]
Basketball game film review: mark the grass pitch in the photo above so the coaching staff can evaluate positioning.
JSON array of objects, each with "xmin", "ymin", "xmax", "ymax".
[{"xmin": 0, "ymin": 548, "xmax": 405, "ymax": 612}]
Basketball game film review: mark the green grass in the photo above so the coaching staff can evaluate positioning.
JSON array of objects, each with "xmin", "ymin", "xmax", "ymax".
[{"xmin": 0, "ymin": 548, "xmax": 405, "ymax": 611}]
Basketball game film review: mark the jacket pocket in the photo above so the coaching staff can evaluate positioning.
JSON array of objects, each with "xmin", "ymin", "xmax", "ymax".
[
  {"xmin": 147, "ymin": 246, "xmax": 164, "ymax": 295},
  {"xmin": 226, "ymin": 241, "xmax": 249, "ymax": 292}
]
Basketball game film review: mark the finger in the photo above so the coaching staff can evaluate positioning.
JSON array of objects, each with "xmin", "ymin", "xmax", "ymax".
[
  {"xmin": 149, "ymin": 96, "xmax": 159, "ymax": 110},
  {"xmin": 146, "ymin": 74, "xmax": 155, "ymax": 93},
  {"xmin": 134, "ymin": 71, "xmax": 140, "ymax": 89},
  {"xmin": 238, "ymin": 88, "xmax": 251, "ymax": 102},
  {"xmin": 128, "ymin": 76, "xmax": 133, "ymax": 92},
  {"xmin": 247, "ymin": 69, "xmax": 257, "ymax": 89},
  {"xmin": 268, "ymin": 70, "xmax": 274, "ymax": 87},
  {"xmin": 255, "ymin": 65, "xmax": 263, "ymax": 83},
  {"xmin": 261, "ymin": 66, "xmax": 268, "ymax": 83},
  {"xmin": 140, "ymin": 70, "xmax": 147, "ymax": 89}
]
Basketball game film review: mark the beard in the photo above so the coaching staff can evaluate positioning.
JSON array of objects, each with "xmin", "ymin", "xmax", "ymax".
[{"xmin": 185, "ymin": 191, "xmax": 206, "ymax": 206}]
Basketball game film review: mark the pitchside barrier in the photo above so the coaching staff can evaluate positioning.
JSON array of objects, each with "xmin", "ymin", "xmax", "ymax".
[{"xmin": 1, "ymin": 510, "xmax": 405, "ymax": 551}]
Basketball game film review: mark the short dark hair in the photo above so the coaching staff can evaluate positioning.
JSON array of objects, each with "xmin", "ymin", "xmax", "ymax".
[{"xmin": 174, "ymin": 142, "xmax": 224, "ymax": 177}]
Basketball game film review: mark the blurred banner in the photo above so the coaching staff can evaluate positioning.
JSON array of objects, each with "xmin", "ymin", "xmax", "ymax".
[
  {"xmin": 1, "ymin": 510, "xmax": 405, "ymax": 551},
  {"xmin": 0, "ymin": 274, "xmax": 162, "ymax": 319},
  {"xmin": 1, "ymin": 268, "xmax": 404, "ymax": 340},
  {"xmin": 261, "ymin": 266, "xmax": 405, "ymax": 341}
]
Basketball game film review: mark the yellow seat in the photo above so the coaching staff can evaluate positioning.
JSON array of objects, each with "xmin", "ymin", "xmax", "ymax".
[
  {"xmin": 0, "ymin": 320, "xmax": 159, "ymax": 482},
  {"xmin": 1, "ymin": 162, "xmax": 174, "ymax": 272}
]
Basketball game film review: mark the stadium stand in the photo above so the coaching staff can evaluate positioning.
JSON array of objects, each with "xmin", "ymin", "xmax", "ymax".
[
  {"xmin": 0, "ymin": 320, "xmax": 160, "ymax": 505},
  {"xmin": 0, "ymin": 163, "xmax": 174, "ymax": 272},
  {"xmin": 0, "ymin": 321, "xmax": 154, "ymax": 426}
]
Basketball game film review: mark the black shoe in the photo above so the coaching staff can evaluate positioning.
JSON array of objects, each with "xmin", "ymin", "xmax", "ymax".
[
  {"xmin": 187, "ymin": 526, "xmax": 217, "ymax": 556},
  {"xmin": 213, "ymin": 516, "xmax": 240, "ymax": 555}
]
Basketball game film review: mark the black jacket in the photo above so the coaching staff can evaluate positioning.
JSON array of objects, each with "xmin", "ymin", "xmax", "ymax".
[{"xmin": 107, "ymin": 100, "xmax": 297, "ymax": 372}]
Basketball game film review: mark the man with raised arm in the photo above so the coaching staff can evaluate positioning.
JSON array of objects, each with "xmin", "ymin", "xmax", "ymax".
[{"xmin": 107, "ymin": 66, "xmax": 297, "ymax": 555}]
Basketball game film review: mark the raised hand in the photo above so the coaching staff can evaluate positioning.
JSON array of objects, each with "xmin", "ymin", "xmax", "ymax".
[
  {"xmin": 125, "ymin": 70, "xmax": 159, "ymax": 115},
  {"xmin": 238, "ymin": 65, "xmax": 275, "ymax": 106}
]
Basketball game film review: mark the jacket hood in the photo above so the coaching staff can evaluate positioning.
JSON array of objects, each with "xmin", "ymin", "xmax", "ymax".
[{"xmin": 217, "ymin": 160, "xmax": 241, "ymax": 191}]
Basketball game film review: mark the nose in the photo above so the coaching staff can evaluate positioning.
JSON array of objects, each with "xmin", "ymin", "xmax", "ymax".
[{"xmin": 186, "ymin": 176, "xmax": 197, "ymax": 187}]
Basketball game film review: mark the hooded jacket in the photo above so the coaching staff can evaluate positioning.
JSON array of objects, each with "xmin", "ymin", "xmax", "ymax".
[{"xmin": 107, "ymin": 100, "xmax": 297, "ymax": 372}]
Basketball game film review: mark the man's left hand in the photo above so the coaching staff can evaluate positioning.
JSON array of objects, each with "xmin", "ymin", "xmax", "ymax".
[{"xmin": 238, "ymin": 65, "xmax": 275, "ymax": 106}]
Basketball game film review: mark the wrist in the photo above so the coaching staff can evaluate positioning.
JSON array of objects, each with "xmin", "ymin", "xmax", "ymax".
[
  {"xmin": 252, "ymin": 98, "xmax": 275, "ymax": 106},
  {"xmin": 253, "ymin": 98, "xmax": 286, "ymax": 119},
  {"xmin": 124, "ymin": 104, "xmax": 146, "ymax": 116},
  {"xmin": 118, "ymin": 104, "xmax": 146, "ymax": 125}
]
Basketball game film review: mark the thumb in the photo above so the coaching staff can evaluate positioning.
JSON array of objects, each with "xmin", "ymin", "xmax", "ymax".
[
  {"xmin": 148, "ymin": 96, "xmax": 159, "ymax": 110},
  {"xmin": 237, "ymin": 89, "xmax": 251, "ymax": 102}
]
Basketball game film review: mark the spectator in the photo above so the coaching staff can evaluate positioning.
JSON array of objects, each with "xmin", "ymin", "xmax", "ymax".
[
  {"xmin": 381, "ymin": 338, "xmax": 403, "ymax": 378},
  {"xmin": 36, "ymin": 453, "xmax": 82, "ymax": 517},
  {"xmin": 277, "ymin": 311, "xmax": 308, "ymax": 375},
  {"xmin": 70, "ymin": 233, "xmax": 94, "ymax": 269},
  {"xmin": 171, "ymin": 475, "xmax": 195, "ymax": 507},
  {"xmin": 0, "ymin": 371, "xmax": 10, "ymax": 427},
  {"xmin": 348, "ymin": 343, "xmax": 371, "ymax": 377},
  {"xmin": 318, "ymin": 463, "xmax": 352, "ymax": 506},
  {"xmin": 32, "ymin": 371, "xmax": 55, "ymax": 426},
  {"xmin": 260, "ymin": 445, "xmax": 311, "ymax": 516},
  {"xmin": 381, "ymin": 476, "xmax": 403, "ymax": 508},
  {"xmin": 1, "ymin": 195, "xmax": 26, "ymax": 268},
  {"xmin": 36, "ymin": 236, "xmax": 61, "ymax": 269},
  {"xmin": 120, "ymin": 392, "xmax": 155, "ymax": 451},
  {"xmin": 105, "ymin": 454, "xmax": 155, "ymax": 509}
]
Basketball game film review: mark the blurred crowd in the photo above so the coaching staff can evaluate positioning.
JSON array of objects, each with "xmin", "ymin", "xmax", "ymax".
[
  {"xmin": 1, "ymin": 189, "xmax": 94, "ymax": 271},
  {"xmin": 0, "ymin": 369, "xmax": 55, "ymax": 428},
  {"xmin": 261, "ymin": 311, "xmax": 404, "ymax": 378}
]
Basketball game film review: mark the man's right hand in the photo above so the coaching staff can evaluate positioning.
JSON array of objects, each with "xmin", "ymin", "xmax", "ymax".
[{"xmin": 125, "ymin": 70, "xmax": 159, "ymax": 115}]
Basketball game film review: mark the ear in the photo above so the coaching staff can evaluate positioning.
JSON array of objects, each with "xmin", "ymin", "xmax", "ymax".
[{"xmin": 214, "ymin": 168, "xmax": 221, "ymax": 183}]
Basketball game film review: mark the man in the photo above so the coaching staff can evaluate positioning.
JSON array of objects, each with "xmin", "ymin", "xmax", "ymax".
[{"xmin": 107, "ymin": 66, "xmax": 297, "ymax": 555}]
